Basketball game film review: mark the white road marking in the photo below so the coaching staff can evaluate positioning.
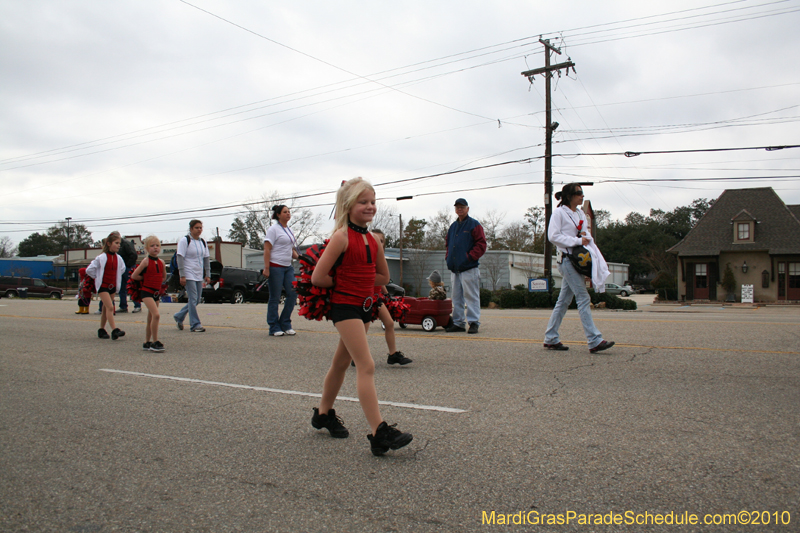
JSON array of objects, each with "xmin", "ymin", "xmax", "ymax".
[{"xmin": 99, "ymin": 369, "xmax": 467, "ymax": 413}]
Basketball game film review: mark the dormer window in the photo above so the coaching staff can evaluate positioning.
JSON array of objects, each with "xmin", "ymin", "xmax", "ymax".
[
  {"xmin": 737, "ymin": 222, "xmax": 750, "ymax": 240},
  {"xmin": 731, "ymin": 211, "xmax": 755, "ymax": 243}
]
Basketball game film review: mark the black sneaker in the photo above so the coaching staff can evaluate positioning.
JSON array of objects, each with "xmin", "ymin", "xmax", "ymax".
[
  {"xmin": 367, "ymin": 421, "xmax": 413, "ymax": 456},
  {"xmin": 149, "ymin": 341, "xmax": 165, "ymax": 353},
  {"xmin": 111, "ymin": 328, "xmax": 125, "ymax": 340},
  {"xmin": 117, "ymin": 308, "xmax": 128, "ymax": 313},
  {"xmin": 589, "ymin": 340, "xmax": 615, "ymax": 353},
  {"xmin": 387, "ymin": 351, "xmax": 412, "ymax": 365},
  {"xmin": 544, "ymin": 342, "xmax": 569, "ymax": 351},
  {"xmin": 143, "ymin": 341, "xmax": 152, "ymax": 351},
  {"xmin": 445, "ymin": 324, "xmax": 466, "ymax": 333},
  {"xmin": 98, "ymin": 328, "xmax": 110, "ymax": 339},
  {"xmin": 468, "ymin": 323, "xmax": 479, "ymax": 334},
  {"xmin": 311, "ymin": 408, "xmax": 349, "ymax": 438}
]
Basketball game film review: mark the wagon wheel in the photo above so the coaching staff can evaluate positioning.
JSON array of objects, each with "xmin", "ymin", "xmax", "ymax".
[{"xmin": 421, "ymin": 316, "xmax": 436, "ymax": 332}]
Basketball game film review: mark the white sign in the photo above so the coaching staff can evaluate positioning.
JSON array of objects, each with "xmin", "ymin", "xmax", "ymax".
[
  {"xmin": 741, "ymin": 284, "xmax": 754, "ymax": 303},
  {"xmin": 529, "ymin": 278, "xmax": 549, "ymax": 292}
]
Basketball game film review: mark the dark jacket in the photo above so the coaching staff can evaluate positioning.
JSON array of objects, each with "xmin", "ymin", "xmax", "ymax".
[{"xmin": 445, "ymin": 215, "xmax": 487, "ymax": 273}]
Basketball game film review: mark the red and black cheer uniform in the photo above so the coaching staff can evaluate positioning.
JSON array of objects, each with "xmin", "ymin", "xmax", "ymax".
[
  {"xmin": 329, "ymin": 225, "xmax": 379, "ymax": 324},
  {"xmin": 99, "ymin": 253, "xmax": 119, "ymax": 294},
  {"xmin": 140, "ymin": 256, "xmax": 165, "ymax": 300}
]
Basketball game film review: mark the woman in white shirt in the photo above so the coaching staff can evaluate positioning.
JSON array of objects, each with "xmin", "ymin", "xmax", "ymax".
[
  {"xmin": 543, "ymin": 183, "xmax": 614, "ymax": 353},
  {"xmin": 263, "ymin": 205, "xmax": 299, "ymax": 336}
]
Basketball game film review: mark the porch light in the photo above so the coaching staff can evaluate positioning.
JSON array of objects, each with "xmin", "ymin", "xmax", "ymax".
[{"xmin": 742, "ymin": 261, "xmax": 748, "ymax": 273}]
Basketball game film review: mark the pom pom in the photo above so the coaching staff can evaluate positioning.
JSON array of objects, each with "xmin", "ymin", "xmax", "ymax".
[
  {"xmin": 127, "ymin": 276, "xmax": 143, "ymax": 303},
  {"xmin": 381, "ymin": 293, "xmax": 410, "ymax": 322},
  {"xmin": 294, "ymin": 240, "xmax": 334, "ymax": 321}
]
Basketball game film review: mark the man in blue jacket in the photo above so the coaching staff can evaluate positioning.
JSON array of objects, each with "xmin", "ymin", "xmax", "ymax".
[{"xmin": 445, "ymin": 198, "xmax": 487, "ymax": 334}]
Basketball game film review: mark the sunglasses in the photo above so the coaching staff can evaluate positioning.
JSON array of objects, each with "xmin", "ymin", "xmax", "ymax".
[{"xmin": 575, "ymin": 191, "xmax": 584, "ymax": 196}]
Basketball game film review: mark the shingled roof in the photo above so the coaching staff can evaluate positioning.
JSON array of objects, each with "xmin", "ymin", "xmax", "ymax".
[{"xmin": 668, "ymin": 187, "xmax": 800, "ymax": 256}]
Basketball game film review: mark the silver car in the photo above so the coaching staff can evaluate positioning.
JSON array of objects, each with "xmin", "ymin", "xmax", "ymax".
[{"xmin": 604, "ymin": 283, "xmax": 634, "ymax": 297}]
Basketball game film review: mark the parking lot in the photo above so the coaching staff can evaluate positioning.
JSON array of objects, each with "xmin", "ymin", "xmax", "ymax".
[{"xmin": 1, "ymin": 298, "xmax": 799, "ymax": 532}]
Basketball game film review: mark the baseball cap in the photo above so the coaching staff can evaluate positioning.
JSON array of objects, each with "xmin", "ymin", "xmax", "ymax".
[{"xmin": 454, "ymin": 198, "xmax": 468, "ymax": 206}]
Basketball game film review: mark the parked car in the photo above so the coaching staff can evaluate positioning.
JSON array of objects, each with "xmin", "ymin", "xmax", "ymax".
[
  {"xmin": 202, "ymin": 262, "xmax": 272, "ymax": 304},
  {"xmin": 0, "ymin": 276, "xmax": 63, "ymax": 299},
  {"xmin": 604, "ymin": 283, "xmax": 635, "ymax": 297}
]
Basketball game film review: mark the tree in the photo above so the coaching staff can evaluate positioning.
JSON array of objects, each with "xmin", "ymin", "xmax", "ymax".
[
  {"xmin": 0, "ymin": 236, "xmax": 17, "ymax": 258},
  {"xmin": 17, "ymin": 222, "xmax": 93, "ymax": 257},
  {"xmin": 425, "ymin": 209, "xmax": 453, "ymax": 251},
  {"xmin": 227, "ymin": 192, "xmax": 324, "ymax": 249},
  {"xmin": 596, "ymin": 197, "xmax": 715, "ymax": 281},
  {"xmin": 497, "ymin": 221, "xmax": 534, "ymax": 252},
  {"xmin": 371, "ymin": 205, "xmax": 399, "ymax": 247},
  {"xmin": 593, "ymin": 209, "xmax": 611, "ymax": 229},
  {"xmin": 480, "ymin": 209, "xmax": 506, "ymax": 250},
  {"xmin": 523, "ymin": 206, "xmax": 545, "ymax": 254},
  {"xmin": 403, "ymin": 218, "xmax": 428, "ymax": 249}
]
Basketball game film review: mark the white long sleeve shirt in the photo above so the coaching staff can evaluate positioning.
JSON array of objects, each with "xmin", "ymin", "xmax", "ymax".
[
  {"xmin": 548, "ymin": 205, "xmax": 590, "ymax": 254},
  {"xmin": 548, "ymin": 205, "xmax": 610, "ymax": 292}
]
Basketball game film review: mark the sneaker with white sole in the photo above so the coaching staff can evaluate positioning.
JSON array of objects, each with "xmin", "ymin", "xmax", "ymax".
[
  {"xmin": 284, "ymin": 329, "xmax": 296, "ymax": 336},
  {"xmin": 270, "ymin": 331, "xmax": 285, "ymax": 336},
  {"xmin": 149, "ymin": 341, "xmax": 165, "ymax": 353},
  {"xmin": 143, "ymin": 341, "xmax": 152, "ymax": 351},
  {"xmin": 174, "ymin": 316, "xmax": 184, "ymax": 330},
  {"xmin": 131, "ymin": 307, "xmax": 142, "ymax": 314},
  {"xmin": 190, "ymin": 326, "xmax": 206, "ymax": 332}
]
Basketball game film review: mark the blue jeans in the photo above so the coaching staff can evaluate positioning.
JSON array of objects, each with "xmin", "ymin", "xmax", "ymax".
[
  {"xmin": 267, "ymin": 265, "xmax": 296, "ymax": 334},
  {"xmin": 544, "ymin": 259, "xmax": 603, "ymax": 349},
  {"xmin": 450, "ymin": 267, "xmax": 481, "ymax": 327},
  {"xmin": 174, "ymin": 280, "xmax": 203, "ymax": 330},
  {"xmin": 118, "ymin": 267, "xmax": 141, "ymax": 311}
]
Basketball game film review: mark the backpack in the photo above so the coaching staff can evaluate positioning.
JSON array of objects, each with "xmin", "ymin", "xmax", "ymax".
[
  {"xmin": 119, "ymin": 239, "xmax": 138, "ymax": 269},
  {"xmin": 170, "ymin": 235, "xmax": 206, "ymax": 276}
]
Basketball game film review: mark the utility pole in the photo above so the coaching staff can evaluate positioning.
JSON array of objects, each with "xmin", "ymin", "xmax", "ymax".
[
  {"xmin": 521, "ymin": 39, "xmax": 575, "ymax": 283},
  {"xmin": 65, "ymin": 217, "xmax": 72, "ymax": 288},
  {"xmin": 398, "ymin": 214, "xmax": 404, "ymax": 287}
]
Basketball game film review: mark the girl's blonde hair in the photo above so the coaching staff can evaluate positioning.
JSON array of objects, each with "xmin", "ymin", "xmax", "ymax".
[
  {"xmin": 332, "ymin": 177, "xmax": 375, "ymax": 236},
  {"xmin": 143, "ymin": 235, "xmax": 161, "ymax": 249},
  {"xmin": 102, "ymin": 231, "xmax": 121, "ymax": 253}
]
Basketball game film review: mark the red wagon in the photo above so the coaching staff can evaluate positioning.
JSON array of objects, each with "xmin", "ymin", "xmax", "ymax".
[{"xmin": 398, "ymin": 297, "xmax": 453, "ymax": 332}]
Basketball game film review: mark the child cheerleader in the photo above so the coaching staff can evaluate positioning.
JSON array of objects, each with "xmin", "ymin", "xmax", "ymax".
[
  {"xmin": 310, "ymin": 177, "xmax": 413, "ymax": 456},
  {"xmin": 86, "ymin": 231, "xmax": 127, "ymax": 340},
  {"xmin": 371, "ymin": 229, "xmax": 412, "ymax": 366},
  {"xmin": 131, "ymin": 236, "xmax": 167, "ymax": 352}
]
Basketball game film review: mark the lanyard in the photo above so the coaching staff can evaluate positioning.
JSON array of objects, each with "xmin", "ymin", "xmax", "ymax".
[{"xmin": 279, "ymin": 224, "xmax": 298, "ymax": 253}]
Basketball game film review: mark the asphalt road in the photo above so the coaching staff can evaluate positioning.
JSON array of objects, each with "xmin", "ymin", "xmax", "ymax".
[{"xmin": 1, "ymin": 297, "xmax": 798, "ymax": 532}]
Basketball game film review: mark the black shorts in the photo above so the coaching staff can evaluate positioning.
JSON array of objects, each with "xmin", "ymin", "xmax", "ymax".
[
  {"xmin": 330, "ymin": 303, "xmax": 373, "ymax": 324},
  {"xmin": 140, "ymin": 290, "xmax": 160, "ymax": 302},
  {"xmin": 98, "ymin": 286, "xmax": 116, "ymax": 295}
]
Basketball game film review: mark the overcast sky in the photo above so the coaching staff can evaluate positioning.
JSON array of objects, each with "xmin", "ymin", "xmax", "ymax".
[{"xmin": 1, "ymin": 0, "xmax": 799, "ymax": 248}]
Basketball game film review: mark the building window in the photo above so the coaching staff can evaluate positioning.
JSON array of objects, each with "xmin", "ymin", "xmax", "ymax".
[
  {"xmin": 737, "ymin": 222, "xmax": 750, "ymax": 240},
  {"xmin": 695, "ymin": 263, "xmax": 707, "ymax": 289},
  {"xmin": 790, "ymin": 263, "xmax": 800, "ymax": 289}
]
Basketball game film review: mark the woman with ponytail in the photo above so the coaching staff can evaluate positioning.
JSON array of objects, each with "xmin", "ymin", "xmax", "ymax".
[
  {"xmin": 543, "ymin": 183, "xmax": 614, "ymax": 353},
  {"xmin": 263, "ymin": 205, "xmax": 299, "ymax": 336}
]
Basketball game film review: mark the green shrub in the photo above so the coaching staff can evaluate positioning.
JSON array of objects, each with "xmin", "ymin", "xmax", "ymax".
[
  {"xmin": 513, "ymin": 284, "xmax": 527, "ymax": 291},
  {"xmin": 480, "ymin": 288, "xmax": 492, "ymax": 307},
  {"xmin": 499, "ymin": 290, "xmax": 525, "ymax": 308},
  {"xmin": 525, "ymin": 291, "xmax": 551, "ymax": 308}
]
